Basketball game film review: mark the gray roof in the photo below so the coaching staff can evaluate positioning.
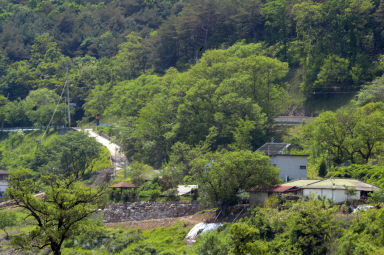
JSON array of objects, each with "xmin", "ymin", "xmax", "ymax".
[
  {"xmin": 0, "ymin": 170, "xmax": 9, "ymax": 175},
  {"xmin": 257, "ymin": 143, "xmax": 290, "ymax": 156}
]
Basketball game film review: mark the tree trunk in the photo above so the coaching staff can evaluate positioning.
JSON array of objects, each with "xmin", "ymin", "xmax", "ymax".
[{"xmin": 51, "ymin": 242, "xmax": 61, "ymax": 255}]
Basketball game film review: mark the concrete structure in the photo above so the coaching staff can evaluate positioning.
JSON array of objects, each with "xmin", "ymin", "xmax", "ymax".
[
  {"xmin": 249, "ymin": 178, "xmax": 379, "ymax": 206},
  {"xmin": 294, "ymin": 179, "xmax": 378, "ymax": 204},
  {"xmin": 270, "ymin": 155, "xmax": 308, "ymax": 181},
  {"xmin": 257, "ymin": 143, "xmax": 308, "ymax": 181},
  {"xmin": 177, "ymin": 185, "xmax": 198, "ymax": 196},
  {"xmin": 0, "ymin": 170, "xmax": 10, "ymax": 195}
]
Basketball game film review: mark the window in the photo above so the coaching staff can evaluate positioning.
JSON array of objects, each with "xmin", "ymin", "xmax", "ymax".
[{"xmin": 300, "ymin": 165, "xmax": 307, "ymax": 170}]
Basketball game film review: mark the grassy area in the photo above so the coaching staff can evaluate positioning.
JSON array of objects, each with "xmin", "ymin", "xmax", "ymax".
[
  {"xmin": 119, "ymin": 222, "xmax": 191, "ymax": 255},
  {"xmin": 90, "ymin": 146, "xmax": 111, "ymax": 172},
  {"xmin": 0, "ymin": 130, "xmax": 47, "ymax": 170},
  {"xmin": 59, "ymin": 221, "xmax": 193, "ymax": 255}
]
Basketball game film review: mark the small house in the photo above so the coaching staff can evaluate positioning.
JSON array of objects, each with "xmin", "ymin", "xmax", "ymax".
[
  {"xmin": 249, "ymin": 178, "xmax": 379, "ymax": 206},
  {"xmin": 257, "ymin": 143, "xmax": 308, "ymax": 181},
  {"xmin": 0, "ymin": 170, "xmax": 10, "ymax": 196}
]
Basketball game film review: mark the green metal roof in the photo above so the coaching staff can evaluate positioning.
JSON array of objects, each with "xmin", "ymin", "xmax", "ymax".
[{"xmin": 282, "ymin": 178, "xmax": 379, "ymax": 192}]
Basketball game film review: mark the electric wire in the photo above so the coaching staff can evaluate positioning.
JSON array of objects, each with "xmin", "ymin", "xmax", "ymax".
[{"xmin": 40, "ymin": 68, "xmax": 69, "ymax": 143}]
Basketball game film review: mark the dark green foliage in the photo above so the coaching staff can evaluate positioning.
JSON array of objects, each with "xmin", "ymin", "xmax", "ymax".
[{"xmin": 318, "ymin": 159, "xmax": 327, "ymax": 178}]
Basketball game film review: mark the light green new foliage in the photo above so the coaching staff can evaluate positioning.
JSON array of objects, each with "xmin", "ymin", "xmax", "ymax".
[
  {"xmin": 230, "ymin": 223, "xmax": 268, "ymax": 255},
  {"xmin": 0, "ymin": 210, "xmax": 18, "ymax": 239},
  {"xmin": 300, "ymin": 102, "xmax": 384, "ymax": 165},
  {"xmin": 355, "ymin": 75, "xmax": 384, "ymax": 106},
  {"xmin": 8, "ymin": 169, "xmax": 106, "ymax": 255}
]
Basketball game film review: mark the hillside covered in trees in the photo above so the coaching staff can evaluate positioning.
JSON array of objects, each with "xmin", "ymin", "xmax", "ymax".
[
  {"xmin": 1, "ymin": 0, "xmax": 383, "ymax": 168},
  {"xmin": 3, "ymin": 0, "xmax": 384, "ymax": 254}
]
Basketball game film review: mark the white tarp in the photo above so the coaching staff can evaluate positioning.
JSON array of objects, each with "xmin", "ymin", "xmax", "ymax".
[
  {"xmin": 185, "ymin": 222, "xmax": 223, "ymax": 242},
  {"xmin": 177, "ymin": 185, "xmax": 198, "ymax": 196}
]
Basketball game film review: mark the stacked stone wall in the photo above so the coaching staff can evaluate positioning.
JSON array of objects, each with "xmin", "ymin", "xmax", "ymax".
[{"xmin": 103, "ymin": 202, "xmax": 206, "ymax": 222}]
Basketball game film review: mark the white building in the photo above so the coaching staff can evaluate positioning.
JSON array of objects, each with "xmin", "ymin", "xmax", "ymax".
[
  {"xmin": 0, "ymin": 170, "xmax": 9, "ymax": 196},
  {"xmin": 295, "ymin": 179, "xmax": 378, "ymax": 204},
  {"xmin": 248, "ymin": 178, "xmax": 379, "ymax": 206},
  {"xmin": 257, "ymin": 143, "xmax": 308, "ymax": 181}
]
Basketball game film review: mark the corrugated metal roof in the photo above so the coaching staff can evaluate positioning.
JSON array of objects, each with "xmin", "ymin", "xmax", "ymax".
[
  {"xmin": 282, "ymin": 179, "xmax": 321, "ymax": 186},
  {"xmin": 281, "ymin": 178, "xmax": 379, "ymax": 191},
  {"xmin": 304, "ymin": 179, "xmax": 379, "ymax": 191},
  {"xmin": 248, "ymin": 185, "xmax": 296, "ymax": 193},
  {"xmin": 257, "ymin": 143, "xmax": 290, "ymax": 156},
  {"xmin": 248, "ymin": 185, "xmax": 276, "ymax": 192},
  {"xmin": 273, "ymin": 185, "xmax": 295, "ymax": 192}
]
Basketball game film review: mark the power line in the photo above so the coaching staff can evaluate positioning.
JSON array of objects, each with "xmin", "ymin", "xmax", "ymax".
[{"xmin": 39, "ymin": 66, "xmax": 69, "ymax": 145}]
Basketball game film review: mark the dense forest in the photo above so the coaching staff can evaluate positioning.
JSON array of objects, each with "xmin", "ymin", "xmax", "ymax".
[{"xmin": 1, "ymin": 0, "xmax": 382, "ymax": 168}]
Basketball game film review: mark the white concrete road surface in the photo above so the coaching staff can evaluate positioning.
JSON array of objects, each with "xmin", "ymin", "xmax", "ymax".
[{"xmin": 73, "ymin": 128, "xmax": 128, "ymax": 175}]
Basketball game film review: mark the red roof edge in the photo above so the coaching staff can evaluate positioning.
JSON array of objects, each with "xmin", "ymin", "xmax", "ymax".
[{"xmin": 248, "ymin": 185, "xmax": 296, "ymax": 193}]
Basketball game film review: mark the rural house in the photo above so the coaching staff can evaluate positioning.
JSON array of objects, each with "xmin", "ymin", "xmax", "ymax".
[
  {"xmin": 257, "ymin": 143, "xmax": 308, "ymax": 181},
  {"xmin": 248, "ymin": 178, "xmax": 379, "ymax": 206}
]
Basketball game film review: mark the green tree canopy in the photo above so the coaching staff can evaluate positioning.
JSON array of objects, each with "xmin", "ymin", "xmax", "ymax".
[{"xmin": 192, "ymin": 150, "xmax": 279, "ymax": 208}]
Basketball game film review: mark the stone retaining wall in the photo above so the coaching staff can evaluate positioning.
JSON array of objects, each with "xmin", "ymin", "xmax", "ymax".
[{"xmin": 103, "ymin": 202, "xmax": 206, "ymax": 222}]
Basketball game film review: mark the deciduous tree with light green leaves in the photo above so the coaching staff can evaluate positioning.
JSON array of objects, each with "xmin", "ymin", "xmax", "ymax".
[
  {"xmin": 8, "ymin": 169, "xmax": 106, "ymax": 255},
  {"xmin": 0, "ymin": 210, "xmax": 17, "ymax": 240},
  {"xmin": 301, "ymin": 102, "xmax": 384, "ymax": 165},
  {"xmin": 193, "ymin": 150, "xmax": 279, "ymax": 208}
]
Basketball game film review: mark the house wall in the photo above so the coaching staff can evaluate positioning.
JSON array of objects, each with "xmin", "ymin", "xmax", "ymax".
[
  {"xmin": 249, "ymin": 192, "xmax": 269, "ymax": 206},
  {"xmin": 270, "ymin": 155, "xmax": 308, "ymax": 182},
  {"xmin": 303, "ymin": 188, "xmax": 360, "ymax": 203},
  {"xmin": 0, "ymin": 181, "xmax": 8, "ymax": 193}
]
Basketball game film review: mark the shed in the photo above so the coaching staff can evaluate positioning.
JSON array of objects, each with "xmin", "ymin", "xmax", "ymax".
[
  {"xmin": 248, "ymin": 185, "xmax": 299, "ymax": 206},
  {"xmin": 297, "ymin": 178, "xmax": 379, "ymax": 203},
  {"xmin": 248, "ymin": 178, "xmax": 379, "ymax": 206}
]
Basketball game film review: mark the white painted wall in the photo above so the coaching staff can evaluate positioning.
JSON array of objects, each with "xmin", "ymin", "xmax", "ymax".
[
  {"xmin": 303, "ymin": 188, "xmax": 360, "ymax": 203},
  {"xmin": 270, "ymin": 155, "xmax": 308, "ymax": 181},
  {"xmin": 0, "ymin": 180, "xmax": 8, "ymax": 193}
]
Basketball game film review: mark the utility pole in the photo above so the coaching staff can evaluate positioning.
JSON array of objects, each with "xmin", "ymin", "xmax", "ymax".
[{"xmin": 66, "ymin": 67, "xmax": 71, "ymax": 128}]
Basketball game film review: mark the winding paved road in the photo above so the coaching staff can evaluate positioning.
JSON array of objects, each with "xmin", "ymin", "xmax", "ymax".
[{"xmin": 73, "ymin": 128, "xmax": 128, "ymax": 177}]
